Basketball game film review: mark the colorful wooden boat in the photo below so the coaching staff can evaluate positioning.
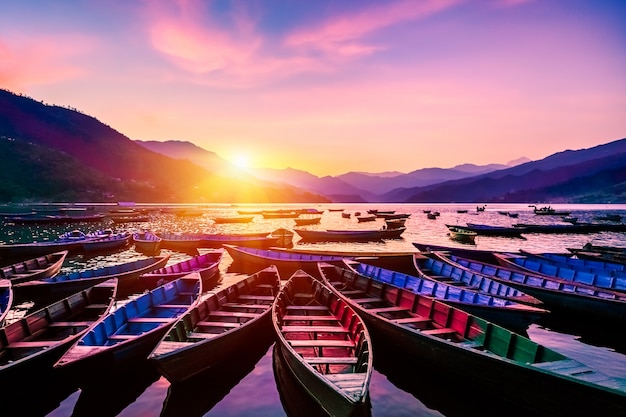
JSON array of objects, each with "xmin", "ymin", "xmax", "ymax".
[
  {"xmin": 294, "ymin": 216, "xmax": 322, "ymax": 226},
  {"xmin": 531, "ymin": 205, "xmax": 571, "ymax": 216},
  {"xmin": 0, "ymin": 279, "xmax": 13, "ymax": 326},
  {"xmin": 446, "ymin": 225, "xmax": 478, "ymax": 244},
  {"xmin": 444, "ymin": 253, "xmax": 626, "ymax": 323},
  {"xmin": 343, "ymin": 259, "xmax": 547, "ymax": 332},
  {"xmin": 81, "ymin": 231, "xmax": 132, "ymax": 253},
  {"xmin": 133, "ymin": 231, "xmax": 162, "ymax": 254},
  {"xmin": 198, "ymin": 233, "xmax": 281, "ymax": 249},
  {"xmin": 411, "ymin": 252, "xmax": 542, "ymax": 305},
  {"xmin": 149, "ymin": 265, "xmax": 280, "ymax": 383},
  {"xmin": 54, "ymin": 273, "xmax": 201, "ymax": 382},
  {"xmin": 0, "ymin": 232, "xmax": 98, "ymax": 258},
  {"xmin": 272, "ymin": 270, "xmax": 372, "ymax": 417},
  {"xmin": 223, "ymin": 244, "xmax": 346, "ymax": 277},
  {"xmin": 4, "ymin": 213, "xmax": 105, "ymax": 225},
  {"xmin": 521, "ymin": 251, "xmax": 626, "ymax": 274},
  {"xmin": 317, "ymin": 262, "xmax": 626, "ymax": 416},
  {"xmin": 494, "ymin": 252, "xmax": 626, "ymax": 293},
  {"xmin": 0, "ymin": 279, "xmax": 117, "ymax": 392},
  {"xmin": 212, "ymin": 215, "xmax": 255, "ymax": 224},
  {"xmin": 158, "ymin": 232, "xmax": 204, "ymax": 252},
  {"xmin": 13, "ymin": 255, "xmax": 169, "ymax": 305},
  {"xmin": 294, "ymin": 227, "xmax": 405, "ymax": 242},
  {"xmin": 356, "ymin": 214, "xmax": 377, "ymax": 223},
  {"xmin": 463, "ymin": 223, "xmax": 526, "ymax": 237},
  {"xmin": 139, "ymin": 250, "xmax": 223, "ymax": 289},
  {"xmin": 0, "ymin": 250, "xmax": 67, "ymax": 284}
]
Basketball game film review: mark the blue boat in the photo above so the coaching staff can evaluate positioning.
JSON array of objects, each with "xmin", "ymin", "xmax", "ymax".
[
  {"xmin": 343, "ymin": 259, "xmax": 547, "ymax": 332},
  {"xmin": 54, "ymin": 273, "xmax": 202, "ymax": 384},
  {"xmin": 495, "ymin": 252, "xmax": 626, "ymax": 293}
]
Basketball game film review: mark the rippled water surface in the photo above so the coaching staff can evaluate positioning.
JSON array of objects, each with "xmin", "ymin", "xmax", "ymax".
[{"xmin": 2, "ymin": 203, "xmax": 626, "ymax": 417}]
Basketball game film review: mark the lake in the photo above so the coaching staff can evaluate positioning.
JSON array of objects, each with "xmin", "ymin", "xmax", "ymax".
[{"xmin": 2, "ymin": 203, "xmax": 626, "ymax": 417}]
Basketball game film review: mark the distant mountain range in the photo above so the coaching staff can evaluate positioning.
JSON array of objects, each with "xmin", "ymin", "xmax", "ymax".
[{"xmin": 0, "ymin": 88, "xmax": 624, "ymax": 203}]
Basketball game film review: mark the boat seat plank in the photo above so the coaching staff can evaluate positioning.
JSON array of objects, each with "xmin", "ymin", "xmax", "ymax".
[
  {"xmin": 288, "ymin": 339, "xmax": 355, "ymax": 348},
  {"xmin": 369, "ymin": 306, "xmax": 408, "ymax": 314},
  {"xmin": 392, "ymin": 317, "xmax": 430, "ymax": 324},
  {"xmin": 196, "ymin": 320, "xmax": 240, "ymax": 328},
  {"xmin": 48, "ymin": 321, "xmax": 94, "ymax": 327},
  {"xmin": 151, "ymin": 341, "xmax": 192, "ymax": 355},
  {"xmin": 532, "ymin": 359, "xmax": 581, "ymax": 371},
  {"xmin": 282, "ymin": 326, "xmax": 349, "ymax": 333},
  {"xmin": 304, "ymin": 357, "xmax": 359, "ymax": 365},
  {"xmin": 237, "ymin": 295, "xmax": 275, "ymax": 302},
  {"xmin": 127, "ymin": 317, "xmax": 172, "ymax": 323},
  {"xmin": 324, "ymin": 373, "xmax": 367, "ymax": 389},
  {"xmin": 209, "ymin": 311, "xmax": 259, "ymax": 319},
  {"xmin": 422, "ymin": 327, "xmax": 456, "ymax": 336},
  {"xmin": 342, "ymin": 290, "xmax": 366, "ymax": 296},
  {"xmin": 282, "ymin": 315, "xmax": 338, "ymax": 322},
  {"xmin": 85, "ymin": 304, "xmax": 109, "ymax": 309},
  {"xmin": 108, "ymin": 334, "xmax": 138, "ymax": 340},
  {"xmin": 351, "ymin": 297, "xmax": 384, "ymax": 304},
  {"xmin": 223, "ymin": 303, "xmax": 270, "ymax": 310},
  {"xmin": 154, "ymin": 304, "xmax": 188, "ymax": 309},
  {"xmin": 187, "ymin": 332, "xmax": 218, "ymax": 339},
  {"xmin": 8, "ymin": 341, "xmax": 54, "ymax": 348},
  {"xmin": 286, "ymin": 305, "xmax": 329, "ymax": 311}
]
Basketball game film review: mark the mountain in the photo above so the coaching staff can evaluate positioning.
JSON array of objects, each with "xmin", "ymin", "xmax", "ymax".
[
  {"xmin": 389, "ymin": 138, "xmax": 626, "ymax": 203},
  {"xmin": 0, "ymin": 89, "xmax": 329, "ymax": 203},
  {"xmin": 135, "ymin": 140, "xmax": 232, "ymax": 175}
]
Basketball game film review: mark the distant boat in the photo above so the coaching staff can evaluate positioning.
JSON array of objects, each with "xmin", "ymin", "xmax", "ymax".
[
  {"xmin": 81, "ymin": 231, "xmax": 132, "ymax": 253},
  {"xmin": 294, "ymin": 227, "xmax": 405, "ymax": 242},
  {"xmin": 133, "ymin": 231, "xmax": 162, "ymax": 254},
  {"xmin": 212, "ymin": 215, "xmax": 255, "ymax": 224},
  {"xmin": 0, "ymin": 250, "xmax": 68, "ymax": 284},
  {"xmin": 140, "ymin": 250, "xmax": 223, "ymax": 289},
  {"xmin": 531, "ymin": 205, "xmax": 571, "ymax": 216},
  {"xmin": 356, "ymin": 214, "xmax": 377, "ymax": 223},
  {"xmin": 446, "ymin": 225, "xmax": 478, "ymax": 244},
  {"xmin": 464, "ymin": 223, "xmax": 525, "ymax": 238},
  {"xmin": 294, "ymin": 216, "xmax": 322, "ymax": 226}
]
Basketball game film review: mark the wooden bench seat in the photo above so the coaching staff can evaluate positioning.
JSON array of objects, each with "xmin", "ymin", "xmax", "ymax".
[
  {"xmin": 304, "ymin": 357, "xmax": 359, "ymax": 365},
  {"xmin": 282, "ymin": 315, "xmax": 338, "ymax": 322},
  {"xmin": 282, "ymin": 326, "xmax": 349, "ymax": 333},
  {"xmin": 324, "ymin": 373, "xmax": 367, "ymax": 390},
  {"xmin": 422, "ymin": 327, "xmax": 456, "ymax": 337},
  {"xmin": 85, "ymin": 304, "xmax": 109, "ymax": 309},
  {"xmin": 286, "ymin": 305, "xmax": 329, "ymax": 311},
  {"xmin": 237, "ymin": 295, "xmax": 274, "ymax": 302},
  {"xmin": 209, "ymin": 311, "xmax": 259, "ymax": 319},
  {"xmin": 8, "ymin": 340, "xmax": 55, "ymax": 348},
  {"xmin": 48, "ymin": 321, "xmax": 94, "ymax": 328},
  {"xmin": 154, "ymin": 304, "xmax": 187, "ymax": 309},
  {"xmin": 223, "ymin": 303, "xmax": 270, "ymax": 310},
  {"xmin": 392, "ymin": 317, "xmax": 431, "ymax": 325},
  {"xmin": 127, "ymin": 317, "xmax": 172, "ymax": 323},
  {"xmin": 350, "ymin": 297, "xmax": 384, "ymax": 304},
  {"xmin": 341, "ymin": 290, "xmax": 365, "ymax": 296},
  {"xmin": 368, "ymin": 306, "xmax": 408, "ymax": 314},
  {"xmin": 196, "ymin": 320, "xmax": 240, "ymax": 328},
  {"xmin": 288, "ymin": 339, "xmax": 356, "ymax": 348},
  {"xmin": 187, "ymin": 332, "xmax": 218, "ymax": 339},
  {"xmin": 108, "ymin": 334, "xmax": 138, "ymax": 340}
]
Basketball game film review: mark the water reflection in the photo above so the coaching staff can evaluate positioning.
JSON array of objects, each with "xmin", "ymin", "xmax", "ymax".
[
  {"xmin": 71, "ymin": 361, "xmax": 161, "ymax": 417},
  {"xmin": 161, "ymin": 336, "xmax": 272, "ymax": 417}
]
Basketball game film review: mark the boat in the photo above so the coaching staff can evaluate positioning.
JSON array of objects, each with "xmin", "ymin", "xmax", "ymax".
[
  {"xmin": 158, "ymin": 232, "xmax": 204, "ymax": 252},
  {"xmin": 54, "ymin": 273, "xmax": 202, "ymax": 383},
  {"xmin": 293, "ymin": 216, "xmax": 322, "ymax": 226},
  {"xmin": 133, "ymin": 231, "xmax": 162, "ymax": 254},
  {"xmin": 464, "ymin": 223, "xmax": 526, "ymax": 237},
  {"xmin": 375, "ymin": 213, "xmax": 411, "ymax": 220},
  {"xmin": 223, "ymin": 244, "xmax": 347, "ymax": 277},
  {"xmin": 0, "ymin": 279, "xmax": 12, "ymax": 326},
  {"xmin": 341, "ymin": 259, "xmax": 547, "ymax": 332},
  {"xmin": 3, "ymin": 213, "xmax": 105, "ymax": 225},
  {"xmin": 385, "ymin": 218, "xmax": 406, "ymax": 229},
  {"xmin": 594, "ymin": 214, "xmax": 622, "ymax": 222},
  {"xmin": 81, "ymin": 231, "xmax": 132, "ymax": 253},
  {"xmin": 456, "ymin": 210, "xmax": 468, "ymax": 214},
  {"xmin": 318, "ymin": 262, "xmax": 626, "ymax": 416},
  {"xmin": 356, "ymin": 214, "xmax": 377, "ymax": 223},
  {"xmin": 212, "ymin": 215, "xmax": 255, "ymax": 224},
  {"xmin": 520, "ymin": 251, "xmax": 626, "ymax": 274},
  {"xmin": 445, "ymin": 225, "xmax": 477, "ymax": 244},
  {"xmin": 199, "ymin": 233, "xmax": 282, "ymax": 249},
  {"xmin": 262, "ymin": 211, "xmax": 300, "ymax": 219},
  {"xmin": 567, "ymin": 244, "xmax": 626, "ymax": 264},
  {"xmin": 139, "ymin": 250, "xmax": 223, "ymax": 289},
  {"xmin": 341, "ymin": 212, "xmax": 351, "ymax": 219},
  {"xmin": 272, "ymin": 270, "xmax": 372, "ymax": 417},
  {"xmin": 493, "ymin": 252, "xmax": 626, "ymax": 293},
  {"xmin": 426, "ymin": 213, "xmax": 437, "ymax": 220},
  {"xmin": 562, "ymin": 216, "xmax": 578, "ymax": 224},
  {"xmin": 412, "ymin": 241, "xmax": 503, "ymax": 263},
  {"xmin": 531, "ymin": 205, "xmax": 571, "ymax": 216},
  {"xmin": 476, "ymin": 205, "xmax": 486, "ymax": 212},
  {"xmin": 110, "ymin": 215, "xmax": 150, "ymax": 223},
  {"xmin": 410, "ymin": 251, "xmax": 542, "ymax": 306},
  {"xmin": 294, "ymin": 227, "xmax": 405, "ymax": 242},
  {"xmin": 13, "ymin": 255, "xmax": 170, "ymax": 306},
  {"xmin": 0, "ymin": 250, "xmax": 68, "ymax": 284},
  {"xmin": 0, "ymin": 231, "xmax": 99, "ymax": 258},
  {"xmin": 149, "ymin": 265, "xmax": 280, "ymax": 383},
  {"xmin": 0, "ymin": 279, "xmax": 117, "ymax": 392},
  {"xmin": 443, "ymin": 253, "xmax": 626, "ymax": 323}
]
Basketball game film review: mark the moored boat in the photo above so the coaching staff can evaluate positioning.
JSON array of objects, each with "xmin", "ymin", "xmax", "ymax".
[
  {"xmin": 0, "ymin": 279, "xmax": 13, "ymax": 326},
  {"xmin": 531, "ymin": 205, "xmax": 571, "ymax": 216},
  {"xmin": 81, "ymin": 231, "xmax": 132, "ymax": 253},
  {"xmin": 133, "ymin": 231, "xmax": 162, "ymax": 254},
  {"xmin": 158, "ymin": 232, "xmax": 204, "ymax": 252},
  {"xmin": 464, "ymin": 223, "xmax": 526, "ymax": 237},
  {"xmin": 149, "ymin": 265, "xmax": 280, "ymax": 383},
  {"xmin": 294, "ymin": 227, "xmax": 405, "ymax": 242},
  {"xmin": 54, "ymin": 273, "xmax": 202, "ymax": 384},
  {"xmin": 272, "ymin": 270, "xmax": 372, "ymax": 417},
  {"xmin": 199, "ymin": 233, "xmax": 282, "ymax": 249},
  {"xmin": 446, "ymin": 225, "xmax": 478, "ymax": 244},
  {"xmin": 0, "ymin": 250, "xmax": 68, "ymax": 284},
  {"xmin": 13, "ymin": 255, "xmax": 170, "ymax": 305},
  {"xmin": 317, "ymin": 262, "xmax": 626, "ymax": 416},
  {"xmin": 293, "ymin": 216, "xmax": 322, "ymax": 226},
  {"xmin": 139, "ymin": 250, "xmax": 223, "ymax": 289},
  {"xmin": 212, "ymin": 215, "xmax": 255, "ymax": 224},
  {"xmin": 343, "ymin": 259, "xmax": 547, "ymax": 332},
  {"xmin": 0, "ymin": 279, "xmax": 117, "ymax": 391}
]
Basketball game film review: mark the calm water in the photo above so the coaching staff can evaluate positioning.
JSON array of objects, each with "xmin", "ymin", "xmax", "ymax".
[{"xmin": 2, "ymin": 203, "xmax": 626, "ymax": 417}]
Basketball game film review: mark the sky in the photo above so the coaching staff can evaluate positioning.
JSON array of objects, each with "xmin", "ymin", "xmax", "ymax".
[{"xmin": 1, "ymin": 0, "xmax": 625, "ymax": 177}]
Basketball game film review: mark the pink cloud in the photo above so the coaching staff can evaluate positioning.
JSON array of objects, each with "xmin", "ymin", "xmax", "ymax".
[{"xmin": 285, "ymin": 0, "xmax": 461, "ymax": 57}]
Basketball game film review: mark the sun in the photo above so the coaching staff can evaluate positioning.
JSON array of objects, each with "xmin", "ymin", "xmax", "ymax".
[{"xmin": 232, "ymin": 154, "xmax": 250, "ymax": 169}]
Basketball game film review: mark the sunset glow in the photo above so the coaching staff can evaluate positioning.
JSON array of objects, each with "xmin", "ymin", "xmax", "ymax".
[{"xmin": 0, "ymin": 0, "xmax": 624, "ymax": 176}]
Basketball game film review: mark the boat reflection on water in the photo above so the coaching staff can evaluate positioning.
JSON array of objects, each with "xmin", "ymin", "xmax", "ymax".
[
  {"xmin": 372, "ymin": 343, "xmax": 549, "ymax": 417},
  {"xmin": 5, "ymin": 368, "xmax": 78, "ymax": 417},
  {"xmin": 71, "ymin": 361, "xmax": 161, "ymax": 417},
  {"xmin": 272, "ymin": 345, "xmax": 372, "ymax": 417},
  {"xmin": 161, "ymin": 336, "xmax": 273, "ymax": 417}
]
